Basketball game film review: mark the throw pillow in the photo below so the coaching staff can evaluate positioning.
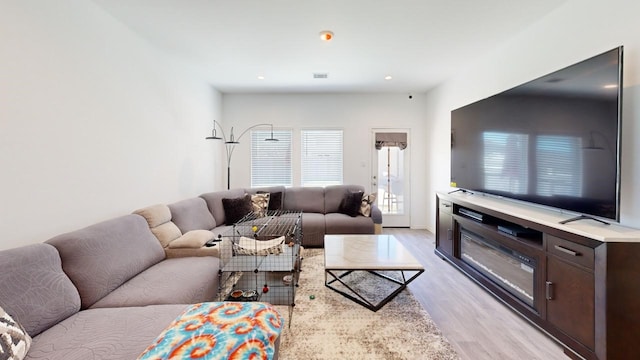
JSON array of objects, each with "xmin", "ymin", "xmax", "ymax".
[
  {"xmin": 0, "ymin": 305, "xmax": 32, "ymax": 360},
  {"xmin": 260, "ymin": 191, "xmax": 283, "ymax": 211},
  {"xmin": 168, "ymin": 230, "xmax": 215, "ymax": 249},
  {"xmin": 222, "ymin": 194, "xmax": 253, "ymax": 225},
  {"xmin": 339, "ymin": 190, "xmax": 364, "ymax": 217},
  {"xmin": 360, "ymin": 192, "xmax": 378, "ymax": 217},
  {"xmin": 132, "ymin": 204, "xmax": 172, "ymax": 228},
  {"xmin": 251, "ymin": 193, "xmax": 270, "ymax": 217}
]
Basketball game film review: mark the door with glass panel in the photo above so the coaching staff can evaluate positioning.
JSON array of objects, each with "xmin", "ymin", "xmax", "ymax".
[{"xmin": 371, "ymin": 129, "xmax": 410, "ymax": 227}]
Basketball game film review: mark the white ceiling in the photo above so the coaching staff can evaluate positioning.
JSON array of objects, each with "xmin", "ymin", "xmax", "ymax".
[{"xmin": 92, "ymin": 0, "xmax": 567, "ymax": 94}]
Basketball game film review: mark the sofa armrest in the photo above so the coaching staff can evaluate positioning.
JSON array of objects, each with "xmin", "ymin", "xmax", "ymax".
[{"xmin": 370, "ymin": 204, "xmax": 383, "ymax": 224}]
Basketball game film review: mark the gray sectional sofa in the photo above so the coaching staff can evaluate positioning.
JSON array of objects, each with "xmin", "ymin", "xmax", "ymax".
[
  {"xmin": 0, "ymin": 184, "xmax": 379, "ymax": 359},
  {"xmin": 0, "ymin": 215, "xmax": 222, "ymax": 360}
]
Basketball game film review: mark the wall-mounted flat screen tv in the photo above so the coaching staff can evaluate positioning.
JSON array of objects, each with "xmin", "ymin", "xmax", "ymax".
[{"xmin": 450, "ymin": 46, "xmax": 623, "ymax": 221}]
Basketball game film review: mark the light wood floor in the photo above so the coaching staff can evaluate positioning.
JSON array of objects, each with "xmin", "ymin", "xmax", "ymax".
[{"xmin": 383, "ymin": 228, "xmax": 568, "ymax": 360}]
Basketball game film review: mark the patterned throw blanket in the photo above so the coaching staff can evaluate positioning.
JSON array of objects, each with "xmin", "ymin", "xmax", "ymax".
[{"xmin": 137, "ymin": 302, "xmax": 284, "ymax": 360}]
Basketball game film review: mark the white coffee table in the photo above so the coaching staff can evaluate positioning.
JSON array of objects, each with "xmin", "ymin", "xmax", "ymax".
[{"xmin": 324, "ymin": 234, "xmax": 424, "ymax": 311}]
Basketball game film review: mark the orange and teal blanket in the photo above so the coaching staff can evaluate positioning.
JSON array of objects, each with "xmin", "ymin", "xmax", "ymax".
[{"xmin": 137, "ymin": 302, "xmax": 284, "ymax": 360}]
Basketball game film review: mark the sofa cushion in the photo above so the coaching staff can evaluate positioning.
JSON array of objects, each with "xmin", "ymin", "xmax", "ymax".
[
  {"xmin": 325, "ymin": 213, "xmax": 375, "ymax": 234},
  {"xmin": 300, "ymin": 213, "xmax": 326, "ymax": 247},
  {"xmin": 200, "ymin": 189, "xmax": 246, "ymax": 225},
  {"xmin": 0, "ymin": 305, "xmax": 32, "ymax": 359},
  {"xmin": 133, "ymin": 204, "xmax": 182, "ymax": 247},
  {"xmin": 150, "ymin": 221, "xmax": 182, "ymax": 248},
  {"xmin": 168, "ymin": 230, "xmax": 214, "ymax": 249},
  {"xmin": 27, "ymin": 305, "xmax": 189, "ymax": 360},
  {"xmin": 222, "ymin": 194, "xmax": 253, "ymax": 224},
  {"xmin": 89, "ymin": 257, "xmax": 220, "ymax": 309},
  {"xmin": 283, "ymin": 187, "xmax": 325, "ymax": 213},
  {"xmin": 324, "ymin": 184, "xmax": 365, "ymax": 213},
  {"xmin": 0, "ymin": 244, "xmax": 80, "ymax": 337},
  {"xmin": 132, "ymin": 204, "xmax": 171, "ymax": 228},
  {"xmin": 46, "ymin": 214, "xmax": 165, "ymax": 309},
  {"xmin": 339, "ymin": 190, "xmax": 364, "ymax": 217},
  {"xmin": 168, "ymin": 197, "xmax": 216, "ymax": 233}
]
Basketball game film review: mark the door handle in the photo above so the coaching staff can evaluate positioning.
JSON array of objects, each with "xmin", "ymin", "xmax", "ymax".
[
  {"xmin": 545, "ymin": 281, "xmax": 554, "ymax": 300},
  {"xmin": 447, "ymin": 229, "xmax": 452, "ymax": 241}
]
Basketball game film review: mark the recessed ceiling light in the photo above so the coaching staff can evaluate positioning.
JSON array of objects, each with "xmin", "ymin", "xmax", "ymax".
[
  {"xmin": 319, "ymin": 30, "xmax": 334, "ymax": 41},
  {"xmin": 603, "ymin": 84, "xmax": 617, "ymax": 88},
  {"xmin": 257, "ymin": 75, "xmax": 265, "ymax": 80},
  {"xmin": 384, "ymin": 75, "xmax": 393, "ymax": 80}
]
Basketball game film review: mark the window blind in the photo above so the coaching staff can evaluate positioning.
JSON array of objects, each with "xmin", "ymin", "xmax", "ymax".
[
  {"xmin": 301, "ymin": 129, "xmax": 343, "ymax": 187},
  {"xmin": 251, "ymin": 129, "xmax": 292, "ymax": 187}
]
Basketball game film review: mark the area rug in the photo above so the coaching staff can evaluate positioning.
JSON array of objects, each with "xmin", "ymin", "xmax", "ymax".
[{"xmin": 276, "ymin": 249, "xmax": 459, "ymax": 360}]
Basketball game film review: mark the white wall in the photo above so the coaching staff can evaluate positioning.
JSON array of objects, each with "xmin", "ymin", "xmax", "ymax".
[
  {"xmin": 425, "ymin": 0, "xmax": 640, "ymax": 229},
  {"xmin": 6, "ymin": 0, "xmax": 635, "ymax": 251},
  {"xmin": 0, "ymin": 1, "xmax": 222, "ymax": 250},
  {"xmin": 222, "ymin": 93, "xmax": 430, "ymax": 228}
]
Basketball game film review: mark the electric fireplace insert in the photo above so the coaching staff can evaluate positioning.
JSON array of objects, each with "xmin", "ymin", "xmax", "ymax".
[{"xmin": 460, "ymin": 229, "xmax": 536, "ymax": 307}]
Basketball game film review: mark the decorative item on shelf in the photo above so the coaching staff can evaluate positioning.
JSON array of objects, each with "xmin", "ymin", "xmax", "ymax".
[
  {"xmin": 262, "ymin": 283, "xmax": 269, "ymax": 293},
  {"xmin": 206, "ymin": 120, "xmax": 278, "ymax": 189}
]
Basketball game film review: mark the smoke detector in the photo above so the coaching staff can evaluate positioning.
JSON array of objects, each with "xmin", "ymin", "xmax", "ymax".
[{"xmin": 313, "ymin": 73, "xmax": 329, "ymax": 79}]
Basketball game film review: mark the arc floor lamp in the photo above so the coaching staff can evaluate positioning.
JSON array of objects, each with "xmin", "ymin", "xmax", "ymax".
[{"xmin": 206, "ymin": 120, "xmax": 278, "ymax": 189}]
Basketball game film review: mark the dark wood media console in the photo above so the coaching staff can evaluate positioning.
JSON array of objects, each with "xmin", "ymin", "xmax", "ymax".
[{"xmin": 435, "ymin": 192, "xmax": 640, "ymax": 360}]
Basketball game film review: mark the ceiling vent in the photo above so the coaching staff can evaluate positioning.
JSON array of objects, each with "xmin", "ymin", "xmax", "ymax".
[{"xmin": 313, "ymin": 73, "xmax": 329, "ymax": 79}]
